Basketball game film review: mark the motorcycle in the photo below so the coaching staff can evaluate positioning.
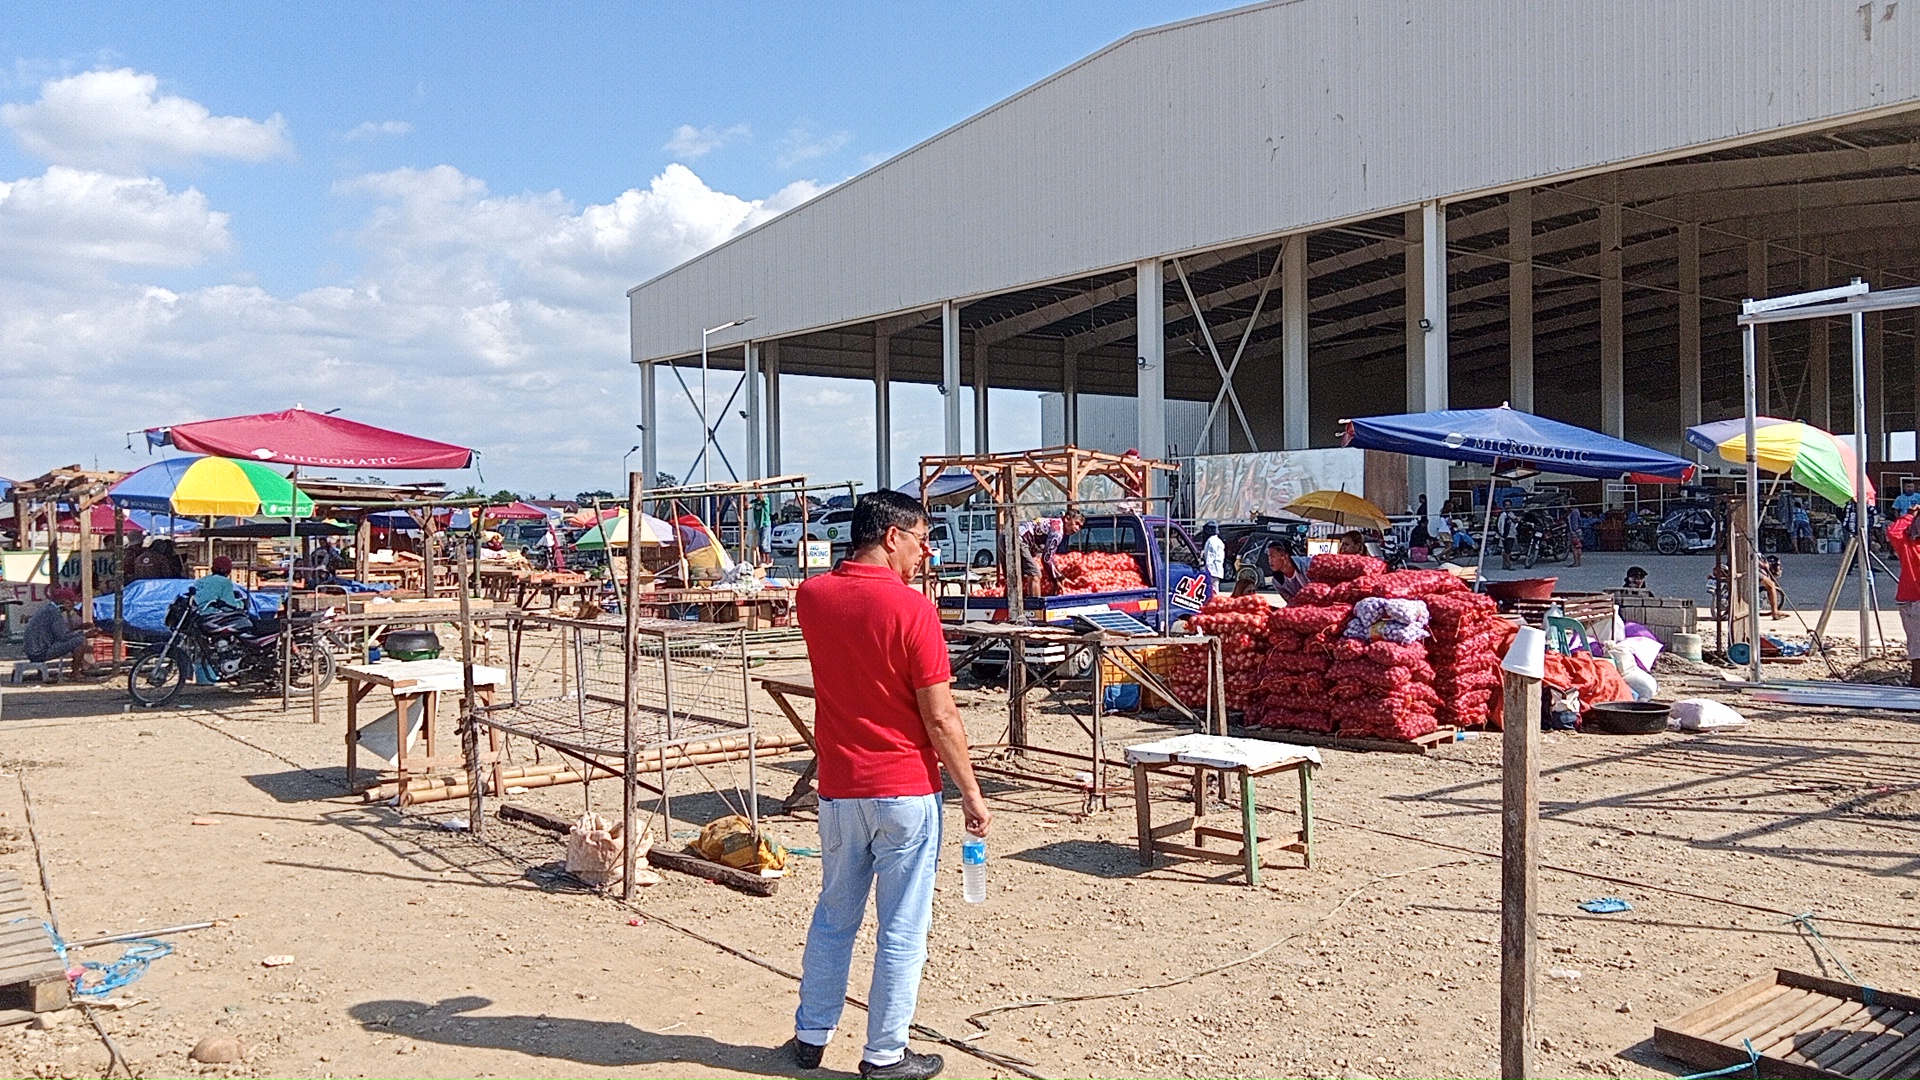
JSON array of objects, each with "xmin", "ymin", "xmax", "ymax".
[
  {"xmin": 1655, "ymin": 506, "xmax": 1718, "ymax": 556},
  {"xmin": 128, "ymin": 590, "xmax": 336, "ymax": 707}
]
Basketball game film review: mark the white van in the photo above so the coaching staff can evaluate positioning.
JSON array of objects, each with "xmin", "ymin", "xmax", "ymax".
[{"xmin": 932, "ymin": 509, "xmax": 999, "ymax": 567}]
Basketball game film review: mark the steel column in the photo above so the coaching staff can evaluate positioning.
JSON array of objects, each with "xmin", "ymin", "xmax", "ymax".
[
  {"xmin": 1282, "ymin": 232, "xmax": 1309, "ymax": 449},
  {"xmin": 743, "ymin": 341, "xmax": 762, "ymax": 481},
  {"xmin": 1810, "ymin": 251, "xmax": 1831, "ymax": 430},
  {"xmin": 1748, "ymin": 240, "xmax": 1770, "ymax": 412},
  {"xmin": 639, "ymin": 360, "xmax": 658, "ymax": 491},
  {"xmin": 1678, "ymin": 222, "xmax": 1703, "ymax": 446},
  {"xmin": 942, "ymin": 300, "xmax": 962, "ymax": 455},
  {"xmin": 973, "ymin": 336, "xmax": 990, "ymax": 454},
  {"xmin": 1867, "ymin": 309, "xmax": 1886, "ymax": 462},
  {"xmin": 1063, "ymin": 344, "xmax": 1080, "ymax": 447},
  {"xmin": 1852, "ymin": 306, "xmax": 1871, "ymax": 656},
  {"xmin": 1508, "ymin": 189, "xmax": 1534, "ymax": 413},
  {"xmin": 1136, "ymin": 258, "xmax": 1166, "ymax": 464},
  {"xmin": 764, "ymin": 340, "xmax": 783, "ymax": 476}
]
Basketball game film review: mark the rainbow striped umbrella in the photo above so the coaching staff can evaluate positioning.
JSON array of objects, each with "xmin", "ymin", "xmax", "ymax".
[
  {"xmin": 1684, "ymin": 418, "xmax": 1873, "ymax": 507},
  {"xmin": 109, "ymin": 456, "xmax": 314, "ymax": 517}
]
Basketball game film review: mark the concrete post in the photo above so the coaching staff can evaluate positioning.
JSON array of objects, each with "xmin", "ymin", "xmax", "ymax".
[
  {"xmin": 1137, "ymin": 258, "xmax": 1166, "ymax": 465},
  {"xmin": 1405, "ymin": 203, "xmax": 1451, "ymax": 515},
  {"xmin": 1868, "ymin": 309, "xmax": 1886, "ymax": 463},
  {"xmin": 973, "ymin": 337, "xmax": 990, "ymax": 455},
  {"xmin": 1282, "ymin": 232, "xmax": 1310, "ymax": 449},
  {"xmin": 1508, "ymin": 189, "xmax": 1534, "ymax": 413},
  {"xmin": 743, "ymin": 341, "xmax": 762, "ymax": 481},
  {"xmin": 1748, "ymin": 239, "xmax": 1770, "ymax": 413},
  {"xmin": 1679, "ymin": 222, "xmax": 1703, "ymax": 447},
  {"xmin": 764, "ymin": 340, "xmax": 783, "ymax": 476},
  {"xmin": 1063, "ymin": 344, "xmax": 1080, "ymax": 447},
  {"xmin": 639, "ymin": 360, "xmax": 658, "ymax": 490},
  {"xmin": 874, "ymin": 332, "xmax": 891, "ymax": 489},
  {"xmin": 1600, "ymin": 198, "xmax": 1624, "ymax": 438},
  {"xmin": 942, "ymin": 300, "xmax": 962, "ymax": 455}
]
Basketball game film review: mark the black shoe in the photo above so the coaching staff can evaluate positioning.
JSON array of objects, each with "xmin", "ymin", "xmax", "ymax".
[
  {"xmin": 787, "ymin": 1038, "xmax": 825, "ymax": 1070},
  {"xmin": 859, "ymin": 1049, "xmax": 944, "ymax": 1079}
]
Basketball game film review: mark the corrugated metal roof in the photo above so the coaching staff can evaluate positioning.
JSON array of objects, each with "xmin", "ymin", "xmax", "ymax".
[{"xmin": 630, "ymin": 0, "xmax": 1920, "ymax": 362}]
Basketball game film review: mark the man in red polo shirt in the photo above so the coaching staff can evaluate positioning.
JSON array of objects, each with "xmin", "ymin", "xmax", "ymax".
[{"xmin": 787, "ymin": 491, "xmax": 990, "ymax": 1080}]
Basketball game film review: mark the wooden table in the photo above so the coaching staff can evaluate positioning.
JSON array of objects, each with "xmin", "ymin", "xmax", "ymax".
[
  {"xmin": 754, "ymin": 672, "xmax": 820, "ymax": 811},
  {"xmin": 1126, "ymin": 733, "xmax": 1318, "ymax": 885},
  {"xmin": 342, "ymin": 658, "xmax": 508, "ymax": 803}
]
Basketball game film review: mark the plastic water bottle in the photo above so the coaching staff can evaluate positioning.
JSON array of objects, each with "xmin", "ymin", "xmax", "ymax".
[{"xmin": 961, "ymin": 832, "xmax": 988, "ymax": 903}]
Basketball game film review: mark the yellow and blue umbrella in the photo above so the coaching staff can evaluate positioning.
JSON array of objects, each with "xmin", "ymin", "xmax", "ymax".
[
  {"xmin": 109, "ymin": 456, "xmax": 314, "ymax": 517},
  {"xmin": 1684, "ymin": 417, "xmax": 1873, "ymax": 507}
]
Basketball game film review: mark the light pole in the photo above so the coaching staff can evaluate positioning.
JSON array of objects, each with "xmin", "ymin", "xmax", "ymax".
[
  {"xmin": 701, "ymin": 317, "xmax": 754, "ymax": 488},
  {"xmin": 621, "ymin": 444, "xmax": 640, "ymax": 484}
]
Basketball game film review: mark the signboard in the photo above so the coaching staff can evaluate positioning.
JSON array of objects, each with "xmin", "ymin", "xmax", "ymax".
[
  {"xmin": 802, "ymin": 540, "xmax": 833, "ymax": 569},
  {"xmin": 1189, "ymin": 448, "xmax": 1367, "ymax": 522}
]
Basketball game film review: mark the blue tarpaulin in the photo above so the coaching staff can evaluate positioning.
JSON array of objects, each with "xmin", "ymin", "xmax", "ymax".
[
  {"xmin": 1342, "ymin": 407, "xmax": 1695, "ymax": 480},
  {"xmin": 895, "ymin": 470, "xmax": 979, "ymax": 502},
  {"xmin": 91, "ymin": 578, "xmax": 284, "ymax": 640}
]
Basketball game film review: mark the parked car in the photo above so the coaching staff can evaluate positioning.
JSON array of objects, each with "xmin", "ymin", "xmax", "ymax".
[{"xmin": 769, "ymin": 508, "xmax": 854, "ymax": 555}]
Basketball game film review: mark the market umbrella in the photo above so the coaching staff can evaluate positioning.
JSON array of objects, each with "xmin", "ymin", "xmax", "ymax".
[
  {"xmin": 145, "ymin": 407, "xmax": 474, "ymax": 470},
  {"xmin": 58, "ymin": 505, "xmax": 199, "ymax": 535},
  {"xmin": 482, "ymin": 501, "xmax": 550, "ymax": 521},
  {"xmin": 109, "ymin": 456, "xmax": 314, "ymax": 517},
  {"xmin": 1342, "ymin": 406, "xmax": 1696, "ymax": 480},
  {"xmin": 1684, "ymin": 416, "xmax": 1873, "ymax": 507},
  {"xmin": 574, "ymin": 510, "xmax": 677, "ymax": 550},
  {"xmin": 1284, "ymin": 490, "xmax": 1391, "ymax": 530}
]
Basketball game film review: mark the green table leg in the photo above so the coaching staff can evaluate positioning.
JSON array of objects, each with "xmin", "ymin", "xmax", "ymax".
[
  {"xmin": 1298, "ymin": 763, "xmax": 1315, "ymax": 869},
  {"xmin": 1239, "ymin": 768, "xmax": 1260, "ymax": 886}
]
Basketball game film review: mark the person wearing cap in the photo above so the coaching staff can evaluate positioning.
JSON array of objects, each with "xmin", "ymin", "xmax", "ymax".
[
  {"xmin": 1199, "ymin": 521, "xmax": 1227, "ymax": 587},
  {"xmin": 24, "ymin": 587, "xmax": 92, "ymax": 678},
  {"xmin": 193, "ymin": 556, "xmax": 245, "ymax": 616}
]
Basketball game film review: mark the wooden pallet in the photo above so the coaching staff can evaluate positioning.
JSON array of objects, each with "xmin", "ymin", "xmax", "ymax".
[
  {"xmin": 0, "ymin": 874, "xmax": 68, "ymax": 1013},
  {"xmin": 1656, "ymin": 969, "xmax": 1920, "ymax": 1079},
  {"xmin": 1228, "ymin": 724, "xmax": 1460, "ymax": 755}
]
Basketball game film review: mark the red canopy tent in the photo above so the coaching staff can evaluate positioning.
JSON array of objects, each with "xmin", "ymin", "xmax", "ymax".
[
  {"xmin": 482, "ymin": 501, "xmax": 550, "ymax": 520},
  {"xmin": 147, "ymin": 408, "xmax": 473, "ymax": 470}
]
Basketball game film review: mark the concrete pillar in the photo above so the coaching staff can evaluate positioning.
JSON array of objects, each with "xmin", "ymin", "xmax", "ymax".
[
  {"xmin": 1678, "ymin": 222, "xmax": 1703, "ymax": 445},
  {"xmin": 1405, "ymin": 204, "xmax": 1450, "ymax": 514},
  {"xmin": 1809, "ymin": 251, "xmax": 1831, "ymax": 430},
  {"xmin": 1137, "ymin": 258, "xmax": 1166, "ymax": 464},
  {"xmin": 1600, "ymin": 198, "xmax": 1624, "ymax": 438},
  {"xmin": 639, "ymin": 360, "xmax": 658, "ymax": 490},
  {"xmin": 941, "ymin": 300, "xmax": 962, "ymax": 455},
  {"xmin": 874, "ymin": 332, "xmax": 891, "ymax": 489},
  {"xmin": 1748, "ymin": 239, "xmax": 1770, "ymax": 413},
  {"xmin": 973, "ymin": 337, "xmax": 990, "ymax": 455},
  {"xmin": 743, "ymin": 341, "xmax": 762, "ymax": 481},
  {"xmin": 764, "ymin": 340, "xmax": 783, "ymax": 475},
  {"xmin": 1281, "ymin": 233, "xmax": 1310, "ymax": 449},
  {"xmin": 1508, "ymin": 189, "xmax": 1534, "ymax": 412},
  {"xmin": 1063, "ymin": 344, "xmax": 1080, "ymax": 447}
]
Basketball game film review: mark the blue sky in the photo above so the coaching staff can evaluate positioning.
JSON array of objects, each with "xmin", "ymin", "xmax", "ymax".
[{"xmin": 0, "ymin": 1, "xmax": 1229, "ymax": 494}]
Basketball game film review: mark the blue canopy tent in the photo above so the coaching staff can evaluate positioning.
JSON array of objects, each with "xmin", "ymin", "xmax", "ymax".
[
  {"xmin": 895, "ymin": 469, "xmax": 980, "ymax": 505},
  {"xmin": 1342, "ymin": 406, "xmax": 1695, "ymax": 578}
]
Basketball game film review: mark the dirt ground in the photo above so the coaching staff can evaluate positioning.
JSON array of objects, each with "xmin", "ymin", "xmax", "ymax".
[{"xmin": 0, "ymin": 630, "xmax": 1915, "ymax": 1080}]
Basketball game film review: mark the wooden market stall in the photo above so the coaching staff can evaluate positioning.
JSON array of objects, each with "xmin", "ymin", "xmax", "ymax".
[{"xmin": 8, "ymin": 467, "xmax": 130, "ymax": 662}]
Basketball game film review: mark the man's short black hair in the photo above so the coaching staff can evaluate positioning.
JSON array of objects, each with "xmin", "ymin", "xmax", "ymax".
[{"xmin": 851, "ymin": 490, "xmax": 930, "ymax": 550}]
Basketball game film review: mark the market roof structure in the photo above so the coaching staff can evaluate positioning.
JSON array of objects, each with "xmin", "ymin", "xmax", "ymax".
[{"xmin": 629, "ymin": 0, "xmax": 1920, "ymax": 515}]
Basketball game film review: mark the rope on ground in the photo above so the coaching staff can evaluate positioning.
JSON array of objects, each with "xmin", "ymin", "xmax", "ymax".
[
  {"xmin": 1316, "ymin": 814, "xmax": 1920, "ymax": 935},
  {"xmin": 961, "ymin": 858, "xmax": 1481, "ymax": 1031},
  {"xmin": 1785, "ymin": 912, "xmax": 1876, "ymax": 1002},
  {"xmin": 1677, "ymin": 1037, "xmax": 1760, "ymax": 1079}
]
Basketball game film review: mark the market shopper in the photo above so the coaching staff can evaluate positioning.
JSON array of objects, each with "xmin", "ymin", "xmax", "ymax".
[
  {"xmin": 1018, "ymin": 507, "xmax": 1084, "ymax": 598},
  {"xmin": 790, "ymin": 490, "xmax": 992, "ymax": 1079},
  {"xmin": 1200, "ymin": 521, "xmax": 1227, "ymax": 587},
  {"xmin": 1890, "ymin": 506, "xmax": 1920, "ymax": 687},
  {"xmin": 23, "ymin": 586, "xmax": 91, "ymax": 678},
  {"xmin": 193, "ymin": 556, "xmax": 245, "ymax": 616}
]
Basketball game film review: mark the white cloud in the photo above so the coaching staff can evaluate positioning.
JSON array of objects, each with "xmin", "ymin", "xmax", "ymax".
[
  {"xmin": 775, "ymin": 122, "xmax": 851, "ymax": 169},
  {"xmin": 344, "ymin": 120, "xmax": 412, "ymax": 141},
  {"xmin": 663, "ymin": 123, "xmax": 748, "ymax": 159},
  {"xmin": 0, "ymin": 160, "xmax": 830, "ymax": 491},
  {"xmin": 0, "ymin": 166, "xmax": 230, "ymax": 275},
  {"xmin": 1, "ymin": 68, "xmax": 291, "ymax": 172}
]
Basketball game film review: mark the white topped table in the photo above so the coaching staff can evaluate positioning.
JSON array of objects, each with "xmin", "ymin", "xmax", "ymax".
[
  {"xmin": 342, "ymin": 659, "xmax": 507, "ymax": 800},
  {"xmin": 1126, "ymin": 733, "xmax": 1319, "ymax": 885}
]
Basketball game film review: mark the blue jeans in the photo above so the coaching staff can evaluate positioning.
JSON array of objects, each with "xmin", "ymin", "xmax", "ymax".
[{"xmin": 794, "ymin": 793, "xmax": 942, "ymax": 1067}]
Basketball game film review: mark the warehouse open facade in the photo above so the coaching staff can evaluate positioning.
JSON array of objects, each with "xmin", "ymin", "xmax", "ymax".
[{"xmin": 629, "ymin": 1, "xmax": 1920, "ymax": 512}]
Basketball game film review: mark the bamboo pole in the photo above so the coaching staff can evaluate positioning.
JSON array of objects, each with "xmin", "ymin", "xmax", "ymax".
[
  {"xmin": 621, "ymin": 471, "xmax": 642, "ymax": 901},
  {"xmin": 458, "ymin": 545, "xmax": 482, "ymax": 837}
]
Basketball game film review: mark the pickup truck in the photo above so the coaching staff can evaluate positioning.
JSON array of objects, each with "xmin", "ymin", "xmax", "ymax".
[{"xmin": 941, "ymin": 513, "xmax": 1213, "ymax": 658}]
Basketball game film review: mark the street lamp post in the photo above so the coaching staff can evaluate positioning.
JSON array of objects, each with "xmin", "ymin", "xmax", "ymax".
[{"xmin": 700, "ymin": 317, "xmax": 754, "ymax": 488}]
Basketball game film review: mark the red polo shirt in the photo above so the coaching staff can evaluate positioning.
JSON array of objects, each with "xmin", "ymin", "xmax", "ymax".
[{"xmin": 796, "ymin": 560, "xmax": 952, "ymax": 798}]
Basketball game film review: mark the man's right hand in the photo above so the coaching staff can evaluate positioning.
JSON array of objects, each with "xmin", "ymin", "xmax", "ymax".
[{"xmin": 961, "ymin": 790, "xmax": 992, "ymax": 838}]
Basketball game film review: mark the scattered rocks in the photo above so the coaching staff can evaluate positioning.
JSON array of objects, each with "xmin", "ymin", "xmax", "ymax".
[{"xmin": 259, "ymin": 955, "xmax": 294, "ymax": 968}]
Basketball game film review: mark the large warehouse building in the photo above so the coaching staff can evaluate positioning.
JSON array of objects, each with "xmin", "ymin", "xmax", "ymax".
[{"xmin": 629, "ymin": 0, "xmax": 1920, "ymax": 512}]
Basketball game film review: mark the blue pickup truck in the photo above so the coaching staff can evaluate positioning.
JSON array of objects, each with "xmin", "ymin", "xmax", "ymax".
[{"xmin": 939, "ymin": 512, "xmax": 1214, "ymax": 629}]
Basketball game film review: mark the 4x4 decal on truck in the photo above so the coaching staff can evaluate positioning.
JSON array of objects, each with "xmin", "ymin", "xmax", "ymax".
[{"xmin": 1171, "ymin": 573, "xmax": 1208, "ymax": 610}]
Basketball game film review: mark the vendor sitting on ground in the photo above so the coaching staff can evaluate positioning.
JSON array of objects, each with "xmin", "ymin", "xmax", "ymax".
[
  {"xmin": 193, "ymin": 556, "xmax": 246, "ymax": 616},
  {"xmin": 24, "ymin": 586, "xmax": 93, "ymax": 678},
  {"xmin": 1623, "ymin": 565, "xmax": 1650, "ymax": 591},
  {"xmin": 1018, "ymin": 507, "xmax": 1084, "ymax": 597}
]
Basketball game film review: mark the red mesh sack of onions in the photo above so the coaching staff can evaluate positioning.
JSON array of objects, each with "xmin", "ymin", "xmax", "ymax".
[
  {"xmin": 1270, "ymin": 604, "xmax": 1352, "ymax": 635},
  {"xmin": 1291, "ymin": 582, "xmax": 1338, "ymax": 606},
  {"xmin": 1306, "ymin": 553, "xmax": 1386, "ymax": 584},
  {"xmin": 1256, "ymin": 707, "xmax": 1336, "ymax": 734},
  {"xmin": 1338, "ymin": 707, "xmax": 1440, "ymax": 741}
]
